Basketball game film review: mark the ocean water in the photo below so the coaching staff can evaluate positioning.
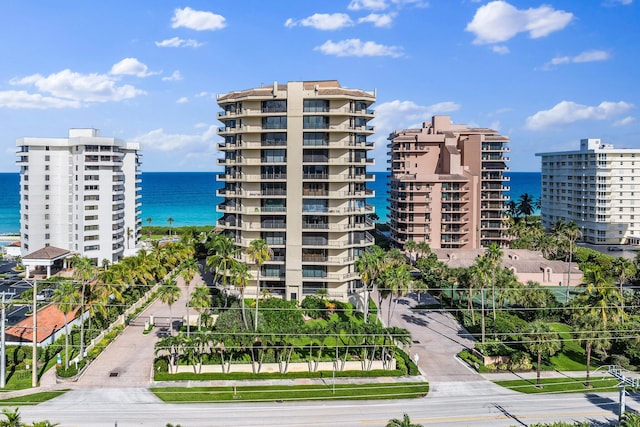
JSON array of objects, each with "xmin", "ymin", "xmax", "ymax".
[{"xmin": 0, "ymin": 171, "xmax": 541, "ymax": 234}]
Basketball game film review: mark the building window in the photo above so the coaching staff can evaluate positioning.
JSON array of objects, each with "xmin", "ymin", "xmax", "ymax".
[
  {"xmin": 303, "ymin": 116, "xmax": 329, "ymax": 129},
  {"xmin": 262, "ymin": 100, "xmax": 287, "ymax": 113},
  {"xmin": 303, "ymin": 99, "xmax": 329, "ymax": 113},
  {"xmin": 44, "ymin": 155, "xmax": 50, "ymax": 161},
  {"xmin": 262, "ymin": 116, "xmax": 287, "ymax": 129}
]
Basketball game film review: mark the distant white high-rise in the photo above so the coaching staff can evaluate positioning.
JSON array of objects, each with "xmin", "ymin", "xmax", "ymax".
[
  {"xmin": 537, "ymin": 138, "xmax": 640, "ymax": 245},
  {"xmin": 16, "ymin": 128, "xmax": 142, "ymax": 263}
]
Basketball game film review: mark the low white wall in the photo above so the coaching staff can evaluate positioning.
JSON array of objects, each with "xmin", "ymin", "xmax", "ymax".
[{"xmin": 173, "ymin": 359, "xmax": 396, "ymax": 374}]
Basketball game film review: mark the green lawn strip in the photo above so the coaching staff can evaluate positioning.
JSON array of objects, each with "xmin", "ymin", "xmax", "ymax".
[
  {"xmin": 494, "ymin": 376, "xmax": 621, "ymax": 394},
  {"xmin": 0, "ymin": 390, "xmax": 69, "ymax": 405},
  {"xmin": 151, "ymin": 382, "xmax": 429, "ymax": 403},
  {"xmin": 155, "ymin": 369, "xmax": 402, "ymax": 382}
]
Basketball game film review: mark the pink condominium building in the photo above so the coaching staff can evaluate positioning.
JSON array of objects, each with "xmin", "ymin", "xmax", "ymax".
[{"xmin": 387, "ymin": 116, "xmax": 511, "ymax": 249}]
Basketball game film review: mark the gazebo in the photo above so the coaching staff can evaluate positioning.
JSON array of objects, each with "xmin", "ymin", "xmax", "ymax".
[{"xmin": 22, "ymin": 246, "xmax": 73, "ymax": 279}]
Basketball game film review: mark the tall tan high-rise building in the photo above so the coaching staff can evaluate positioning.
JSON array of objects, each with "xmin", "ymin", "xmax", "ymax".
[
  {"xmin": 387, "ymin": 116, "xmax": 510, "ymax": 249},
  {"xmin": 216, "ymin": 81, "xmax": 376, "ymax": 301}
]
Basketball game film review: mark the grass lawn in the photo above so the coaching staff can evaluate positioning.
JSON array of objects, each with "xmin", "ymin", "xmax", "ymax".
[
  {"xmin": 494, "ymin": 376, "xmax": 621, "ymax": 394},
  {"xmin": 0, "ymin": 390, "xmax": 68, "ymax": 405},
  {"xmin": 151, "ymin": 382, "xmax": 429, "ymax": 403},
  {"xmin": 547, "ymin": 322, "xmax": 596, "ymax": 372}
]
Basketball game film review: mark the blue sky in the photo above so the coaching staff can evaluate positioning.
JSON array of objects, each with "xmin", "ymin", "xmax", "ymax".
[{"xmin": 0, "ymin": 0, "xmax": 638, "ymax": 172}]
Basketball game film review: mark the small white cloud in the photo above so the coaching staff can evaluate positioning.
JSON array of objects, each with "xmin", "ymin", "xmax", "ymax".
[
  {"xmin": 525, "ymin": 100, "xmax": 634, "ymax": 130},
  {"xmin": 358, "ymin": 13, "xmax": 396, "ymax": 27},
  {"xmin": 0, "ymin": 90, "xmax": 82, "ymax": 109},
  {"xmin": 11, "ymin": 69, "xmax": 145, "ymax": 103},
  {"xmin": 171, "ymin": 7, "xmax": 226, "ymax": 31},
  {"xmin": 573, "ymin": 50, "xmax": 610, "ymax": 63},
  {"xmin": 492, "ymin": 45, "xmax": 510, "ymax": 54},
  {"xmin": 285, "ymin": 13, "xmax": 354, "ymax": 30},
  {"xmin": 315, "ymin": 39, "xmax": 403, "ymax": 57},
  {"xmin": 162, "ymin": 71, "xmax": 183, "ymax": 82},
  {"xmin": 196, "ymin": 91, "xmax": 215, "ymax": 98},
  {"xmin": 605, "ymin": 0, "xmax": 632, "ymax": 5},
  {"xmin": 155, "ymin": 37, "xmax": 204, "ymax": 48},
  {"xmin": 348, "ymin": 0, "xmax": 388, "ymax": 10},
  {"xmin": 466, "ymin": 1, "xmax": 573, "ymax": 45},
  {"xmin": 391, "ymin": 0, "xmax": 429, "ymax": 7},
  {"xmin": 110, "ymin": 58, "xmax": 157, "ymax": 77},
  {"xmin": 176, "ymin": 97, "xmax": 189, "ymax": 104},
  {"xmin": 544, "ymin": 50, "xmax": 610, "ymax": 70},
  {"xmin": 614, "ymin": 116, "xmax": 635, "ymax": 126}
]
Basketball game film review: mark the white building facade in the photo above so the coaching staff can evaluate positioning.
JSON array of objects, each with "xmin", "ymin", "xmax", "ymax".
[
  {"xmin": 216, "ymin": 81, "xmax": 376, "ymax": 301},
  {"xmin": 537, "ymin": 138, "xmax": 640, "ymax": 245},
  {"xmin": 16, "ymin": 128, "xmax": 142, "ymax": 263}
]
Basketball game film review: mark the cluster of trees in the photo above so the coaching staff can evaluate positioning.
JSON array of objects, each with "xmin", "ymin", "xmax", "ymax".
[
  {"xmin": 45, "ymin": 238, "xmax": 196, "ymax": 371},
  {"xmin": 409, "ymin": 238, "xmax": 638, "ymax": 387}
]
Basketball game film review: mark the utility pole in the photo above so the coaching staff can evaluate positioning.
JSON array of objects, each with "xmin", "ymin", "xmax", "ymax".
[
  {"xmin": 607, "ymin": 365, "xmax": 639, "ymax": 423},
  {"xmin": 1, "ymin": 292, "xmax": 6, "ymax": 388}
]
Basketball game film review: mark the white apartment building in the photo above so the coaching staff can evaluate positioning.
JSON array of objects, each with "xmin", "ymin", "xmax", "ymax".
[
  {"xmin": 16, "ymin": 128, "xmax": 142, "ymax": 263},
  {"xmin": 537, "ymin": 138, "xmax": 640, "ymax": 245},
  {"xmin": 216, "ymin": 80, "xmax": 376, "ymax": 301}
]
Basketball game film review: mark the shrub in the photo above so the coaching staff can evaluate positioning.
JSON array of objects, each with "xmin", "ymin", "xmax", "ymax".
[
  {"xmin": 509, "ymin": 351, "xmax": 532, "ymax": 371},
  {"xmin": 301, "ymin": 296, "xmax": 326, "ymax": 319}
]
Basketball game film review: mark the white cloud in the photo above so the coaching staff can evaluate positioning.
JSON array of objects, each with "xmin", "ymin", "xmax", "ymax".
[
  {"xmin": 358, "ymin": 13, "xmax": 396, "ymax": 27},
  {"xmin": 492, "ymin": 45, "xmax": 510, "ymax": 54},
  {"xmin": 368, "ymin": 100, "xmax": 461, "ymax": 161},
  {"xmin": 196, "ymin": 91, "xmax": 215, "ymax": 99},
  {"xmin": 525, "ymin": 100, "xmax": 634, "ymax": 130},
  {"xmin": 391, "ymin": 0, "xmax": 429, "ymax": 7},
  {"xmin": 155, "ymin": 37, "xmax": 204, "ymax": 48},
  {"xmin": 110, "ymin": 58, "xmax": 157, "ymax": 77},
  {"xmin": 348, "ymin": 0, "xmax": 388, "ymax": 10},
  {"xmin": 466, "ymin": 1, "xmax": 573, "ymax": 45},
  {"xmin": 544, "ymin": 50, "xmax": 610, "ymax": 70},
  {"xmin": 285, "ymin": 13, "xmax": 354, "ymax": 30},
  {"xmin": 605, "ymin": 0, "xmax": 632, "ymax": 5},
  {"xmin": 176, "ymin": 97, "xmax": 189, "ymax": 104},
  {"xmin": 314, "ymin": 39, "xmax": 403, "ymax": 57},
  {"xmin": 573, "ymin": 50, "xmax": 610, "ymax": 63},
  {"xmin": 0, "ymin": 90, "xmax": 81, "ymax": 109},
  {"xmin": 162, "ymin": 71, "xmax": 183, "ymax": 82},
  {"xmin": 132, "ymin": 125, "xmax": 218, "ymax": 152},
  {"xmin": 171, "ymin": 7, "xmax": 226, "ymax": 31},
  {"xmin": 614, "ymin": 116, "xmax": 635, "ymax": 126},
  {"xmin": 11, "ymin": 68, "xmax": 145, "ymax": 103}
]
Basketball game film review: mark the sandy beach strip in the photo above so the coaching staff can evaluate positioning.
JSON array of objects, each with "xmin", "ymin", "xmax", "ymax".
[{"xmin": 0, "ymin": 235, "xmax": 19, "ymax": 242}]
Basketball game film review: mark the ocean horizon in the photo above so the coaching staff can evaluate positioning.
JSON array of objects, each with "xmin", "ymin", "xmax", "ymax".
[{"xmin": 0, "ymin": 171, "xmax": 540, "ymax": 235}]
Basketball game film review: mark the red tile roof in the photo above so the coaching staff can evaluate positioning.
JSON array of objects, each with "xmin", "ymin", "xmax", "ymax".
[{"xmin": 5, "ymin": 304, "xmax": 79, "ymax": 344}]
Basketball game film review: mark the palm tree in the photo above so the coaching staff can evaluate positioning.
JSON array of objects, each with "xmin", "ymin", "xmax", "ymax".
[
  {"xmin": 189, "ymin": 285, "xmax": 211, "ymax": 330},
  {"xmin": 247, "ymin": 239, "xmax": 272, "ymax": 332},
  {"xmin": 167, "ymin": 217, "xmax": 174, "ymax": 237},
  {"xmin": 415, "ymin": 241, "xmax": 431, "ymax": 262},
  {"xmin": 564, "ymin": 221, "xmax": 582, "ymax": 300},
  {"xmin": 522, "ymin": 321, "xmax": 561, "ymax": 387},
  {"xmin": 51, "ymin": 280, "xmax": 81, "ymax": 369},
  {"xmin": 179, "ymin": 256, "xmax": 200, "ymax": 333},
  {"xmin": 612, "ymin": 256, "xmax": 636, "ymax": 312},
  {"xmin": 516, "ymin": 193, "xmax": 535, "ymax": 217},
  {"xmin": 386, "ymin": 413, "xmax": 423, "ymax": 427},
  {"xmin": 126, "ymin": 227, "xmax": 133, "ymax": 249},
  {"xmin": 146, "ymin": 217, "xmax": 153, "ymax": 240},
  {"xmin": 484, "ymin": 243, "xmax": 503, "ymax": 321},
  {"xmin": 71, "ymin": 256, "xmax": 97, "ymax": 360},
  {"xmin": 404, "ymin": 239, "xmax": 417, "ymax": 265},
  {"xmin": 230, "ymin": 261, "xmax": 252, "ymax": 329},
  {"xmin": 0, "ymin": 408, "xmax": 23, "ymax": 427},
  {"xmin": 205, "ymin": 234, "xmax": 240, "ymax": 289},
  {"xmin": 355, "ymin": 245, "xmax": 386, "ymax": 324},
  {"xmin": 158, "ymin": 279, "xmax": 181, "ymax": 335},
  {"xmin": 382, "ymin": 264, "xmax": 412, "ymax": 325}
]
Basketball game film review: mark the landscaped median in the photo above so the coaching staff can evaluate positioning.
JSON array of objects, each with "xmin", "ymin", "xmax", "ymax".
[
  {"xmin": 151, "ymin": 382, "xmax": 429, "ymax": 403},
  {"xmin": 493, "ymin": 376, "xmax": 623, "ymax": 394}
]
